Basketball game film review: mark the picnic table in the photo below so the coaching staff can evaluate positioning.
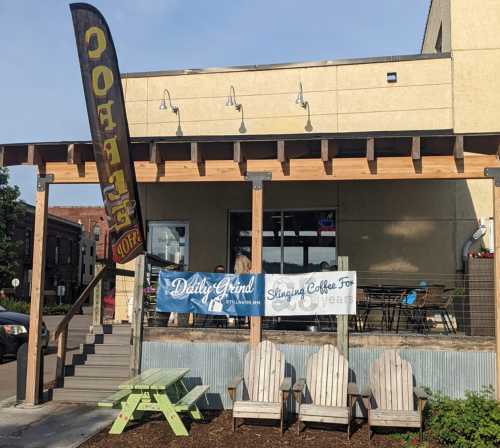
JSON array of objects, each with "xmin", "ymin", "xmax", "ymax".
[{"xmin": 98, "ymin": 368, "xmax": 209, "ymax": 436}]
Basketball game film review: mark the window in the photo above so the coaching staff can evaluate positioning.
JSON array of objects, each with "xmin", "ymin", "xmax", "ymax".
[
  {"xmin": 229, "ymin": 209, "xmax": 336, "ymax": 274},
  {"xmin": 24, "ymin": 230, "xmax": 32, "ymax": 257},
  {"xmin": 90, "ymin": 245, "xmax": 94, "ymax": 257},
  {"xmin": 147, "ymin": 221, "xmax": 189, "ymax": 270},
  {"xmin": 55, "ymin": 237, "xmax": 60, "ymax": 265}
]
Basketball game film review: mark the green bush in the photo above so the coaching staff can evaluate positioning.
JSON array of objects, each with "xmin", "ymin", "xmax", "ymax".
[
  {"xmin": 426, "ymin": 387, "xmax": 500, "ymax": 448},
  {"xmin": 1, "ymin": 298, "xmax": 71, "ymax": 315},
  {"xmin": 0, "ymin": 297, "xmax": 30, "ymax": 314}
]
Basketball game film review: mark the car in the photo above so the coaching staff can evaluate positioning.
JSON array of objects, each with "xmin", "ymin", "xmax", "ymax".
[{"xmin": 0, "ymin": 305, "xmax": 49, "ymax": 363}]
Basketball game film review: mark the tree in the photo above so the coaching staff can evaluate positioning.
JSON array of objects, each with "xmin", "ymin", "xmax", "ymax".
[{"xmin": 0, "ymin": 167, "xmax": 25, "ymax": 288}]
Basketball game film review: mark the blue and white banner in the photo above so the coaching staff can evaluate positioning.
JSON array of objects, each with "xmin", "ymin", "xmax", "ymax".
[
  {"xmin": 156, "ymin": 271, "xmax": 264, "ymax": 316},
  {"xmin": 264, "ymin": 271, "xmax": 356, "ymax": 316}
]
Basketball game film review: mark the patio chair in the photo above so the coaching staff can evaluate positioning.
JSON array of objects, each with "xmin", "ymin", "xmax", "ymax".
[
  {"xmin": 363, "ymin": 350, "xmax": 428, "ymax": 442},
  {"xmin": 227, "ymin": 340, "xmax": 292, "ymax": 434},
  {"xmin": 293, "ymin": 344, "xmax": 359, "ymax": 439},
  {"xmin": 420, "ymin": 286, "xmax": 456, "ymax": 334}
]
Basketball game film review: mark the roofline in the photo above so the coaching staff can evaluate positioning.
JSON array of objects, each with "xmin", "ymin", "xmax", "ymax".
[
  {"xmin": 421, "ymin": 0, "xmax": 435, "ymax": 53},
  {"xmin": 1, "ymin": 129, "xmax": 465, "ymax": 148},
  {"xmin": 22, "ymin": 202, "xmax": 83, "ymax": 229},
  {"xmin": 121, "ymin": 52, "xmax": 451, "ymax": 79}
]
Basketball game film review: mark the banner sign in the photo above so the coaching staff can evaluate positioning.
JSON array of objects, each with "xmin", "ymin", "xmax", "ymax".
[
  {"xmin": 264, "ymin": 272, "xmax": 356, "ymax": 316},
  {"xmin": 156, "ymin": 271, "xmax": 264, "ymax": 316},
  {"xmin": 70, "ymin": 3, "xmax": 145, "ymax": 264},
  {"xmin": 156, "ymin": 271, "xmax": 356, "ymax": 316}
]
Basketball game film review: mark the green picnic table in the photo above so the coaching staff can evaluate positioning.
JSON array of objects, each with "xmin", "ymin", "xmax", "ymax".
[{"xmin": 98, "ymin": 368, "xmax": 209, "ymax": 436}]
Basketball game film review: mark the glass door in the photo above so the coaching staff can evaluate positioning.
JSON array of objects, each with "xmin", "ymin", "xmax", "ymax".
[{"xmin": 147, "ymin": 221, "xmax": 189, "ymax": 270}]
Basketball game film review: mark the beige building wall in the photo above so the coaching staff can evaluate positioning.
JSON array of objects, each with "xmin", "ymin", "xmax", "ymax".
[
  {"xmin": 422, "ymin": 0, "xmax": 451, "ymax": 54},
  {"xmin": 138, "ymin": 178, "xmax": 493, "ymax": 277},
  {"xmin": 122, "ymin": 57, "xmax": 452, "ymax": 137}
]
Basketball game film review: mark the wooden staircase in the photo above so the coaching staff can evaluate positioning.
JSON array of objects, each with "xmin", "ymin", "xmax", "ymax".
[{"xmin": 52, "ymin": 324, "xmax": 131, "ymax": 403}]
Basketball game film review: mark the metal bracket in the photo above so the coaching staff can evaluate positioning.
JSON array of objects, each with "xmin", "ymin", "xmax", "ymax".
[
  {"xmin": 245, "ymin": 171, "xmax": 272, "ymax": 190},
  {"xmin": 36, "ymin": 174, "xmax": 54, "ymax": 192},
  {"xmin": 484, "ymin": 167, "xmax": 500, "ymax": 187}
]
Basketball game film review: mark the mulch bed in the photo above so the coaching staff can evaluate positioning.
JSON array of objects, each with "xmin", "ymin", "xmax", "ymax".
[{"xmin": 81, "ymin": 411, "xmax": 441, "ymax": 448}]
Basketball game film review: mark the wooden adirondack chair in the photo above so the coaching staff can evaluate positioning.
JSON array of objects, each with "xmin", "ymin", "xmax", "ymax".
[
  {"xmin": 227, "ymin": 340, "xmax": 292, "ymax": 434},
  {"xmin": 292, "ymin": 344, "xmax": 359, "ymax": 438},
  {"xmin": 363, "ymin": 350, "xmax": 428, "ymax": 442}
]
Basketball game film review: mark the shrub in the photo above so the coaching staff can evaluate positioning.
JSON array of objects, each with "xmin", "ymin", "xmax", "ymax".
[
  {"xmin": 0, "ymin": 297, "xmax": 30, "ymax": 314},
  {"xmin": 426, "ymin": 386, "xmax": 500, "ymax": 448}
]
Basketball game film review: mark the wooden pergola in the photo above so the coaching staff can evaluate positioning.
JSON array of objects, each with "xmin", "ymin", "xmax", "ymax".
[{"xmin": 2, "ymin": 130, "xmax": 500, "ymax": 403}]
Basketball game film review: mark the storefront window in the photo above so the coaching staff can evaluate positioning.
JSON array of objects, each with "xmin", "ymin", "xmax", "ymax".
[
  {"xmin": 147, "ymin": 221, "xmax": 189, "ymax": 270},
  {"xmin": 229, "ymin": 209, "xmax": 336, "ymax": 274}
]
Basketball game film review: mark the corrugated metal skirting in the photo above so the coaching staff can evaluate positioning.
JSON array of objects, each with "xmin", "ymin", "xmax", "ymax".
[{"xmin": 142, "ymin": 341, "xmax": 496, "ymax": 411}]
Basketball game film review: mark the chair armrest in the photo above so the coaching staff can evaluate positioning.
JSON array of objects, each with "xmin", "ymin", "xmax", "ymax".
[
  {"xmin": 414, "ymin": 387, "xmax": 428, "ymax": 400},
  {"xmin": 292, "ymin": 378, "xmax": 305, "ymax": 405},
  {"xmin": 227, "ymin": 376, "xmax": 243, "ymax": 402},
  {"xmin": 280, "ymin": 377, "xmax": 292, "ymax": 402},
  {"xmin": 347, "ymin": 382, "xmax": 360, "ymax": 397}
]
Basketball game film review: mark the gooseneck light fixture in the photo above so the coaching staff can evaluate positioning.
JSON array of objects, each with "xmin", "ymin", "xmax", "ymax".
[
  {"xmin": 225, "ymin": 85, "xmax": 246, "ymax": 133},
  {"xmin": 159, "ymin": 89, "xmax": 179, "ymax": 114},
  {"xmin": 296, "ymin": 82, "xmax": 313, "ymax": 132}
]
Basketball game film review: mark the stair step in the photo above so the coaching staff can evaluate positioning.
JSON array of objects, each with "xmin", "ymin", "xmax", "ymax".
[
  {"xmin": 63, "ymin": 376, "xmax": 124, "ymax": 390},
  {"xmin": 73, "ymin": 364, "xmax": 129, "ymax": 378},
  {"xmin": 86, "ymin": 334, "xmax": 131, "ymax": 345},
  {"xmin": 92, "ymin": 344, "xmax": 131, "ymax": 355},
  {"xmin": 53, "ymin": 388, "xmax": 117, "ymax": 403},
  {"xmin": 92, "ymin": 324, "xmax": 131, "ymax": 335},
  {"xmin": 85, "ymin": 354, "xmax": 129, "ymax": 366}
]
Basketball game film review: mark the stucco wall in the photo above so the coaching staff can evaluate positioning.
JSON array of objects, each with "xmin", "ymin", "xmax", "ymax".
[
  {"xmin": 138, "ymin": 178, "xmax": 493, "ymax": 276},
  {"xmin": 422, "ymin": 0, "xmax": 451, "ymax": 54},
  {"xmin": 450, "ymin": 0, "xmax": 500, "ymax": 133},
  {"xmin": 122, "ymin": 57, "xmax": 452, "ymax": 137}
]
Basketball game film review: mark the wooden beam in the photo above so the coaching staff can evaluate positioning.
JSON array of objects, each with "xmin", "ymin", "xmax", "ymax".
[
  {"xmin": 55, "ymin": 327, "xmax": 68, "ymax": 388},
  {"xmin": 25, "ymin": 175, "xmax": 50, "ymax": 405},
  {"xmin": 190, "ymin": 142, "xmax": 204, "ymax": 176},
  {"xmin": 366, "ymin": 138, "xmax": 375, "ymax": 162},
  {"xmin": 233, "ymin": 141, "xmax": 246, "ymax": 175},
  {"xmin": 412, "ymin": 137, "xmax": 421, "ymax": 160},
  {"xmin": 130, "ymin": 254, "xmax": 146, "ymax": 377},
  {"xmin": 149, "ymin": 142, "xmax": 161, "ymax": 164},
  {"xmin": 43, "ymin": 154, "xmax": 500, "ymax": 184},
  {"xmin": 454, "ymin": 135, "xmax": 464, "ymax": 160},
  {"xmin": 337, "ymin": 256, "xmax": 349, "ymax": 359},
  {"xmin": 321, "ymin": 140, "xmax": 338, "ymax": 175},
  {"xmin": 92, "ymin": 263, "xmax": 104, "ymax": 329},
  {"xmin": 277, "ymin": 140, "xmax": 289, "ymax": 175}
]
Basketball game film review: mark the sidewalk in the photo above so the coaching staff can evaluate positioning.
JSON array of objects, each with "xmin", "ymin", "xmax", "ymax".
[{"xmin": 0, "ymin": 401, "xmax": 117, "ymax": 448}]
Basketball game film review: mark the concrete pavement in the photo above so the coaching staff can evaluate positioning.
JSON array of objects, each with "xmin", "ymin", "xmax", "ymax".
[{"xmin": 0, "ymin": 401, "xmax": 117, "ymax": 448}]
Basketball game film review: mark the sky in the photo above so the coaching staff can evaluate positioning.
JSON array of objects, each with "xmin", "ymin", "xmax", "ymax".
[{"xmin": 0, "ymin": 0, "xmax": 430, "ymax": 206}]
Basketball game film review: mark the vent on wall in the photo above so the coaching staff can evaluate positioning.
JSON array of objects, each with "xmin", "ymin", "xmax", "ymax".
[{"xmin": 387, "ymin": 72, "xmax": 397, "ymax": 83}]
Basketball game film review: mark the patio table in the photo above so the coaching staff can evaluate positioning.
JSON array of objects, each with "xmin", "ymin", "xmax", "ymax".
[{"xmin": 103, "ymin": 368, "xmax": 209, "ymax": 436}]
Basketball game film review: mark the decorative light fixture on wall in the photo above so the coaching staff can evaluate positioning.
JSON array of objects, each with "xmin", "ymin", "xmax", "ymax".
[
  {"xmin": 295, "ymin": 82, "xmax": 313, "ymax": 132},
  {"xmin": 159, "ymin": 89, "xmax": 179, "ymax": 113},
  {"xmin": 225, "ymin": 85, "xmax": 246, "ymax": 133},
  {"xmin": 159, "ymin": 89, "xmax": 183, "ymax": 136}
]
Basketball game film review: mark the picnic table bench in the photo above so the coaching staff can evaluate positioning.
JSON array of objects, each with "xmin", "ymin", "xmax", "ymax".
[{"xmin": 98, "ymin": 368, "xmax": 209, "ymax": 436}]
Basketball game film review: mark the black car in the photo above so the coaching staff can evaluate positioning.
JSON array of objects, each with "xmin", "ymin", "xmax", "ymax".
[{"xmin": 0, "ymin": 305, "xmax": 49, "ymax": 362}]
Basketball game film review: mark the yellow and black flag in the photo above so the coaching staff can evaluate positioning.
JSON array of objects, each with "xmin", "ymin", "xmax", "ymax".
[{"xmin": 70, "ymin": 3, "xmax": 145, "ymax": 264}]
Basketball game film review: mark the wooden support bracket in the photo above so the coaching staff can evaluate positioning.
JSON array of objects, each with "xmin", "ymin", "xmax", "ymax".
[
  {"xmin": 321, "ymin": 139, "xmax": 337, "ymax": 175},
  {"xmin": 454, "ymin": 135, "xmax": 464, "ymax": 160},
  {"xmin": 67, "ymin": 144, "xmax": 85, "ymax": 177},
  {"xmin": 191, "ymin": 142, "xmax": 205, "ymax": 176},
  {"xmin": 277, "ymin": 140, "xmax": 289, "ymax": 176},
  {"xmin": 233, "ymin": 141, "xmax": 246, "ymax": 176},
  {"xmin": 411, "ymin": 137, "xmax": 421, "ymax": 160},
  {"xmin": 149, "ymin": 142, "xmax": 165, "ymax": 179}
]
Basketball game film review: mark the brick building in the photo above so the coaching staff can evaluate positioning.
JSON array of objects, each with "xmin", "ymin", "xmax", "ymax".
[{"xmin": 48, "ymin": 206, "xmax": 109, "ymax": 261}]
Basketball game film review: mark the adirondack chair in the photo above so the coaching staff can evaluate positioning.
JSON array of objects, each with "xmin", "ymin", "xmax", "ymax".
[
  {"xmin": 292, "ymin": 344, "xmax": 359, "ymax": 438},
  {"xmin": 227, "ymin": 340, "xmax": 292, "ymax": 434},
  {"xmin": 363, "ymin": 350, "xmax": 428, "ymax": 442}
]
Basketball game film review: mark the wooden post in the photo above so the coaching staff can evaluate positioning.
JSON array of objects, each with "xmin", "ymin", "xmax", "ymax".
[
  {"xmin": 337, "ymin": 256, "xmax": 349, "ymax": 360},
  {"xmin": 247, "ymin": 172, "xmax": 271, "ymax": 346},
  {"xmin": 92, "ymin": 262, "xmax": 104, "ymax": 329},
  {"xmin": 130, "ymin": 254, "xmax": 146, "ymax": 377},
  {"xmin": 484, "ymin": 168, "xmax": 500, "ymax": 400},
  {"xmin": 55, "ymin": 326, "xmax": 68, "ymax": 387},
  {"xmin": 25, "ymin": 173, "xmax": 52, "ymax": 405},
  {"xmin": 494, "ymin": 182, "xmax": 500, "ymax": 400}
]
